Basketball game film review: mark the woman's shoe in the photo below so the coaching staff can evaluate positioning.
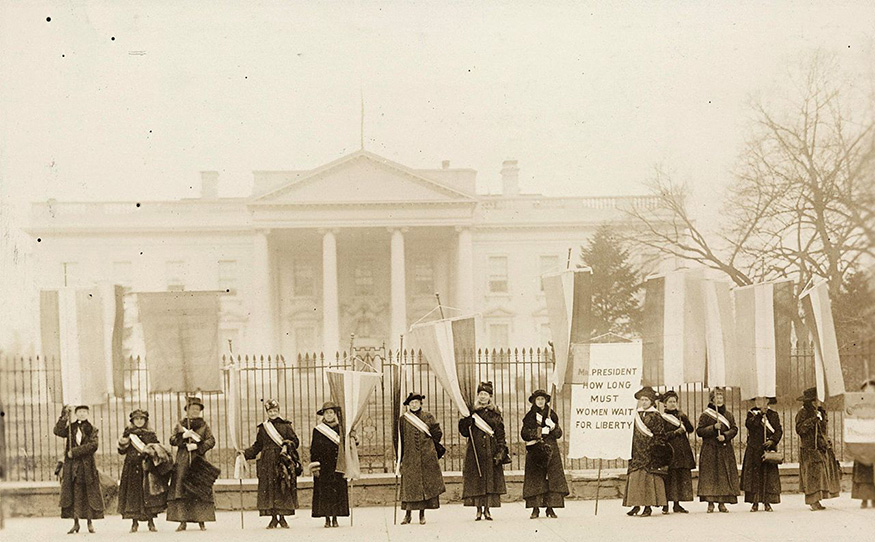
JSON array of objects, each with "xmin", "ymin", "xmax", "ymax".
[
  {"xmin": 641, "ymin": 506, "xmax": 652, "ymax": 517},
  {"xmin": 627, "ymin": 506, "xmax": 640, "ymax": 516},
  {"xmin": 763, "ymin": 503, "xmax": 773, "ymax": 512},
  {"xmin": 530, "ymin": 507, "xmax": 539, "ymax": 519},
  {"xmin": 718, "ymin": 503, "xmax": 728, "ymax": 513},
  {"xmin": 545, "ymin": 508, "xmax": 557, "ymax": 519}
]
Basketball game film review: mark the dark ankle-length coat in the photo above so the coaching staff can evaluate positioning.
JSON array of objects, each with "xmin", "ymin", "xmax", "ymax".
[
  {"xmin": 117, "ymin": 425, "xmax": 164, "ymax": 519},
  {"xmin": 166, "ymin": 417, "xmax": 217, "ymax": 523},
  {"xmin": 796, "ymin": 403, "xmax": 841, "ymax": 504},
  {"xmin": 309, "ymin": 422, "xmax": 350, "ymax": 518},
  {"xmin": 695, "ymin": 404, "xmax": 740, "ymax": 504},
  {"xmin": 399, "ymin": 409, "xmax": 446, "ymax": 510},
  {"xmin": 53, "ymin": 415, "xmax": 105, "ymax": 519},
  {"xmin": 243, "ymin": 417, "xmax": 300, "ymax": 516},
  {"xmin": 520, "ymin": 406, "xmax": 568, "ymax": 508},
  {"xmin": 741, "ymin": 407, "xmax": 783, "ymax": 504},
  {"xmin": 459, "ymin": 404, "xmax": 507, "ymax": 507}
]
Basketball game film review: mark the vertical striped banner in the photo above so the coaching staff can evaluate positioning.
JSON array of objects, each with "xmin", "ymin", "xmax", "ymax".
[
  {"xmin": 801, "ymin": 280, "xmax": 845, "ymax": 400},
  {"xmin": 542, "ymin": 269, "xmax": 592, "ymax": 390}
]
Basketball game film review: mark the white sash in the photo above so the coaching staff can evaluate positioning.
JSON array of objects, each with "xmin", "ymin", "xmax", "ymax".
[
  {"xmin": 471, "ymin": 412, "xmax": 495, "ymax": 437},
  {"xmin": 263, "ymin": 419, "xmax": 285, "ymax": 448},
  {"xmin": 703, "ymin": 407, "xmax": 732, "ymax": 430},
  {"xmin": 129, "ymin": 433, "xmax": 147, "ymax": 453},
  {"xmin": 315, "ymin": 423, "xmax": 341, "ymax": 446},
  {"xmin": 634, "ymin": 409, "xmax": 654, "ymax": 438},
  {"xmin": 660, "ymin": 412, "xmax": 682, "ymax": 428},
  {"xmin": 403, "ymin": 411, "xmax": 432, "ymax": 437}
]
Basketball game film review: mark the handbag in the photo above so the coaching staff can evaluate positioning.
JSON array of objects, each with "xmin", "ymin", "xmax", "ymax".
[{"xmin": 761, "ymin": 412, "xmax": 784, "ymax": 464}]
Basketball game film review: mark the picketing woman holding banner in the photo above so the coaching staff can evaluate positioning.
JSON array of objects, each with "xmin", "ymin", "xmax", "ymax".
[
  {"xmin": 117, "ymin": 409, "xmax": 168, "ymax": 532},
  {"xmin": 53, "ymin": 405, "xmax": 105, "ymax": 534},
  {"xmin": 240, "ymin": 399, "xmax": 301, "ymax": 529},
  {"xmin": 852, "ymin": 379, "xmax": 875, "ymax": 508},
  {"xmin": 695, "ymin": 387, "xmax": 740, "ymax": 513},
  {"xmin": 624, "ymin": 386, "xmax": 668, "ymax": 517},
  {"xmin": 520, "ymin": 389, "xmax": 568, "ymax": 519},
  {"xmin": 796, "ymin": 387, "xmax": 841, "ymax": 510},
  {"xmin": 167, "ymin": 396, "xmax": 218, "ymax": 531},
  {"xmin": 659, "ymin": 390, "xmax": 695, "ymax": 514},
  {"xmin": 459, "ymin": 381, "xmax": 508, "ymax": 521},
  {"xmin": 310, "ymin": 401, "xmax": 350, "ymax": 528},
  {"xmin": 741, "ymin": 397, "xmax": 783, "ymax": 512},
  {"xmin": 398, "ymin": 392, "xmax": 446, "ymax": 525}
]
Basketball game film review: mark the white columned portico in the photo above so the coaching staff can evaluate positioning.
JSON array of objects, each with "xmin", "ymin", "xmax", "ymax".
[
  {"xmin": 252, "ymin": 229, "xmax": 276, "ymax": 353},
  {"xmin": 455, "ymin": 226, "xmax": 474, "ymax": 312},
  {"xmin": 321, "ymin": 228, "xmax": 340, "ymax": 356},
  {"xmin": 389, "ymin": 227, "xmax": 408, "ymax": 347}
]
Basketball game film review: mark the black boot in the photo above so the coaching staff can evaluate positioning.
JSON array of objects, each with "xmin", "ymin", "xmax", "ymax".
[{"xmin": 401, "ymin": 511, "xmax": 412, "ymax": 525}]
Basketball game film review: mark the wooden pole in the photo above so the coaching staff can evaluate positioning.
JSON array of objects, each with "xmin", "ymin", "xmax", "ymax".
[{"xmin": 594, "ymin": 459, "xmax": 602, "ymax": 516}]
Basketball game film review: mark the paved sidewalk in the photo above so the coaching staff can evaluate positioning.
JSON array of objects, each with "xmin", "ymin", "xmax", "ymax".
[{"xmin": 3, "ymin": 494, "xmax": 873, "ymax": 541}]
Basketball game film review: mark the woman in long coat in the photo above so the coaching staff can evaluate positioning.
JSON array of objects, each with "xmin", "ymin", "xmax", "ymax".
[
  {"xmin": 852, "ymin": 379, "xmax": 875, "ymax": 508},
  {"xmin": 521, "ymin": 389, "xmax": 568, "ymax": 519},
  {"xmin": 309, "ymin": 401, "xmax": 350, "ymax": 528},
  {"xmin": 166, "ymin": 396, "xmax": 217, "ymax": 531},
  {"xmin": 741, "ymin": 397, "xmax": 783, "ymax": 511},
  {"xmin": 696, "ymin": 387, "xmax": 740, "ymax": 513},
  {"xmin": 459, "ymin": 381, "xmax": 507, "ymax": 521},
  {"xmin": 241, "ymin": 399, "xmax": 300, "ymax": 529},
  {"xmin": 796, "ymin": 387, "xmax": 841, "ymax": 510},
  {"xmin": 399, "ymin": 392, "xmax": 446, "ymax": 525},
  {"xmin": 53, "ymin": 405, "xmax": 105, "ymax": 534},
  {"xmin": 659, "ymin": 390, "xmax": 695, "ymax": 514},
  {"xmin": 117, "ymin": 409, "xmax": 163, "ymax": 532},
  {"xmin": 624, "ymin": 386, "xmax": 668, "ymax": 517}
]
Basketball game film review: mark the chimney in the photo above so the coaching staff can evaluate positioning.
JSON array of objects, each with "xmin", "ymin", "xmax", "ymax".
[
  {"xmin": 501, "ymin": 160, "xmax": 520, "ymax": 196},
  {"xmin": 200, "ymin": 171, "xmax": 219, "ymax": 199},
  {"xmin": 441, "ymin": 160, "xmax": 451, "ymax": 170}
]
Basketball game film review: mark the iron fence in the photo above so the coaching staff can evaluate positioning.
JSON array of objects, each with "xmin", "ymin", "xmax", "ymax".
[{"xmin": 0, "ymin": 340, "xmax": 871, "ymax": 482}]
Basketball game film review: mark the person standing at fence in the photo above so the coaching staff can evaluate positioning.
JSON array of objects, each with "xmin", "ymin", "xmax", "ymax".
[
  {"xmin": 53, "ymin": 405, "xmax": 105, "ymax": 534},
  {"xmin": 696, "ymin": 387, "xmax": 740, "ymax": 513},
  {"xmin": 166, "ymin": 396, "xmax": 218, "ymax": 531},
  {"xmin": 521, "ymin": 389, "xmax": 568, "ymax": 519},
  {"xmin": 624, "ymin": 386, "xmax": 668, "ymax": 517},
  {"xmin": 659, "ymin": 390, "xmax": 695, "ymax": 514},
  {"xmin": 310, "ymin": 401, "xmax": 350, "ymax": 528},
  {"xmin": 741, "ymin": 397, "xmax": 783, "ymax": 512},
  {"xmin": 852, "ymin": 379, "xmax": 875, "ymax": 508},
  {"xmin": 398, "ymin": 392, "xmax": 446, "ymax": 525},
  {"xmin": 459, "ymin": 381, "xmax": 508, "ymax": 521},
  {"xmin": 796, "ymin": 387, "xmax": 841, "ymax": 510},
  {"xmin": 117, "ymin": 409, "xmax": 164, "ymax": 532},
  {"xmin": 239, "ymin": 399, "xmax": 301, "ymax": 529}
]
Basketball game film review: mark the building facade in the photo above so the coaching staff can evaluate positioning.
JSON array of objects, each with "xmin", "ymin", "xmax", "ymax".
[{"xmin": 27, "ymin": 151, "xmax": 666, "ymax": 357}]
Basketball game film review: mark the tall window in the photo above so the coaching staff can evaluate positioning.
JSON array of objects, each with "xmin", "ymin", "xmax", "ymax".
[
  {"xmin": 165, "ymin": 260, "xmax": 185, "ymax": 291},
  {"xmin": 293, "ymin": 261, "xmax": 315, "ymax": 297},
  {"xmin": 539, "ymin": 254, "xmax": 560, "ymax": 291},
  {"xmin": 218, "ymin": 260, "xmax": 237, "ymax": 292},
  {"xmin": 413, "ymin": 262, "xmax": 434, "ymax": 296},
  {"xmin": 489, "ymin": 323, "xmax": 510, "ymax": 348},
  {"xmin": 487, "ymin": 256, "xmax": 509, "ymax": 293},
  {"xmin": 354, "ymin": 260, "xmax": 375, "ymax": 296},
  {"xmin": 112, "ymin": 261, "xmax": 133, "ymax": 288}
]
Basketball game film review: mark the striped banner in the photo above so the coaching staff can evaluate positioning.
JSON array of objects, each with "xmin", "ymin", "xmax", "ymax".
[
  {"xmin": 731, "ymin": 280, "xmax": 794, "ymax": 400},
  {"xmin": 326, "ymin": 369, "xmax": 382, "ymax": 481},
  {"xmin": 408, "ymin": 315, "xmax": 478, "ymax": 416},
  {"xmin": 542, "ymin": 269, "xmax": 593, "ymax": 390},
  {"xmin": 801, "ymin": 279, "xmax": 845, "ymax": 400},
  {"xmin": 642, "ymin": 271, "xmax": 707, "ymax": 387},
  {"xmin": 39, "ymin": 286, "xmax": 122, "ymax": 405}
]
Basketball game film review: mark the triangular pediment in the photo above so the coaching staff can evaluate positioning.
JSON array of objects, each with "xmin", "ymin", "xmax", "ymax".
[{"xmin": 252, "ymin": 151, "xmax": 476, "ymax": 205}]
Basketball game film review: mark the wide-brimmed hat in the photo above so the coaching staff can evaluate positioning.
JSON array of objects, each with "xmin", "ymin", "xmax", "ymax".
[
  {"xmin": 184, "ymin": 396, "xmax": 205, "ymax": 411},
  {"xmin": 861, "ymin": 379, "xmax": 875, "ymax": 391},
  {"xmin": 263, "ymin": 399, "xmax": 280, "ymax": 411},
  {"xmin": 477, "ymin": 381, "xmax": 494, "ymax": 395},
  {"xmin": 129, "ymin": 409, "xmax": 149, "ymax": 422},
  {"xmin": 634, "ymin": 386, "xmax": 657, "ymax": 402},
  {"xmin": 317, "ymin": 401, "xmax": 341, "ymax": 416},
  {"xmin": 528, "ymin": 389, "xmax": 551, "ymax": 404},
  {"xmin": 797, "ymin": 387, "xmax": 818, "ymax": 402},
  {"xmin": 660, "ymin": 390, "xmax": 679, "ymax": 402},
  {"xmin": 403, "ymin": 392, "xmax": 425, "ymax": 406}
]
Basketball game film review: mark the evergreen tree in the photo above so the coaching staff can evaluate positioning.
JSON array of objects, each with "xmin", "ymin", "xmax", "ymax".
[{"xmin": 580, "ymin": 224, "xmax": 643, "ymax": 337}]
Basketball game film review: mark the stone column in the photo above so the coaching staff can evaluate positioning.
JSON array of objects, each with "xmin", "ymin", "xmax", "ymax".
[
  {"xmin": 455, "ymin": 226, "xmax": 474, "ymax": 312},
  {"xmin": 389, "ymin": 228, "xmax": 408, "ymax": 347},
  {"xmin": 252, "ymin": 229, "xmax": 276, "ymax": 353},
  {"xmin": 321, "ymin": 229, "xmax": 340, "ymax": 356}
]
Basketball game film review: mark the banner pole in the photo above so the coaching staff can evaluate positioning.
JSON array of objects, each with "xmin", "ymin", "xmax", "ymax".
[{"xmin": 594, "ymin": 458, "xmax": 602, "ymax": 516}]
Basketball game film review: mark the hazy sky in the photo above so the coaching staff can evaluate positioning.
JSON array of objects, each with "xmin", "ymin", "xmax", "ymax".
[{"xmin": 1, "ymin": 1, "xmax": 874, "ymax": 210}]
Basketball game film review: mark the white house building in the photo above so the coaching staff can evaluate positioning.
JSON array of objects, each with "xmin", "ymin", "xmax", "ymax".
[{"xmin": 26, "ymin": 150, "xmax": 667, "ymax": 357}]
